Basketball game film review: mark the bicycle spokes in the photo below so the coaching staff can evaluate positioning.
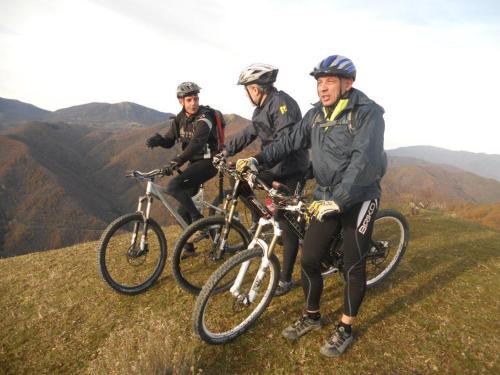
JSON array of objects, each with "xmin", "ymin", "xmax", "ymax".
[
  {"xmin": 126, "ymin": 243, "xmax": 149, "ymax": 265},
  {"xmin": 233, "ymin": 293, "xmax": 251, "ymax": 312},
  {"xmin": 100, "ymin": 215, "xmax": 164, "ymax": 291},
  {"xmin": 365, "ymin": 211, "xmax": 408, "ymax": 287}
]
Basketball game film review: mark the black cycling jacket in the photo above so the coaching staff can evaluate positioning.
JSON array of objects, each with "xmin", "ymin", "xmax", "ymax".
[
  {"xmin": 161, "ymin": 105, "xmax": 219, "ymax": 165},
  {"xmin": 226, "ymin": 88, "xmax": 309, "ymax": 179},
  {"xmin": 255, "ymin": 88, "xmax": 387, "ymax": 211}
]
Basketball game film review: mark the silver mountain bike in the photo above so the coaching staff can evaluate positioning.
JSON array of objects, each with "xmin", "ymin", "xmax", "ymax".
[{"xmin": 97, "ymin": 166, "xmax": 228, "ymax": 295}]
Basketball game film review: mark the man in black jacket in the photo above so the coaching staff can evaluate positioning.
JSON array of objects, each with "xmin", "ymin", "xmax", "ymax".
[
  {"xmin": 225, "ymin": 63, "xmax": 310, "ymax": 296},
  {"xmin": 236, "ymin": 55, "xmax": 387, "ymax": 357},
  {"xmin": 146, "ymin": 82, "xmax": 219, "ymax": 233}
]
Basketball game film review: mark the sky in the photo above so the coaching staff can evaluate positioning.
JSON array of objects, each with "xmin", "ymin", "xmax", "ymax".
[{"xmin": 1, "ymin": 0, "xmax": 500, "ymax": 154}]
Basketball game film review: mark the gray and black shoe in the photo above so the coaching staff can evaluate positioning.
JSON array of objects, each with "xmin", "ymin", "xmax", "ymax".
[
  {"xmin": 274, "ymin": 280, "xmax": 294, "ymax": 297},
  {"xmin": 320, "ymin": 324, "xmax": 354, "ymax": 357},
  {"xmin": 282, "ymin": 314, "xmax": 321, "ymax": 341}
]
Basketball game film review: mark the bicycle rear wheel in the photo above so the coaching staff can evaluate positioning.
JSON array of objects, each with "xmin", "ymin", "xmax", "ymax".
[
  {"xmin": 172, "ymin": 216, "xmax": 252, "ymax": 295},
  {"xmin": 193, "ymin": 247, "xmax": 280, "ymax": 345},
  {"xmin": 97, "ymin": 213, "xmax": 167, "ymax": 295},
  {"xmin": 366, "ymin": 209, "xmax": 409, "ymax": 288}
]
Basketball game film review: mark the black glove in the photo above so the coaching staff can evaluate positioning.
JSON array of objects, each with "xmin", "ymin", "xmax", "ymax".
[
  {"xmin": 162, "ymin": 161, "xmax": 178, "ymax": 176},
  {"xmin": 146, "ymin": 133, "xmax": 167, "ymax": 149}
]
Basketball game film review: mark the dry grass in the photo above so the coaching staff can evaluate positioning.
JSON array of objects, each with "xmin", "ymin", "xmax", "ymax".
[{"xmin": 1, "ymin": 210, "xmax": 499, "ymax": 374}]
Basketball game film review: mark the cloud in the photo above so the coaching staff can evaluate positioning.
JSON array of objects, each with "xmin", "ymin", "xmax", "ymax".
[{"xmin": 1, "ymin": 0, "xmax": 499, "ymax": 153}]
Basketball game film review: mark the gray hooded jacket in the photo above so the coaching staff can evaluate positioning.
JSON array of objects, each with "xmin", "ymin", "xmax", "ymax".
[{"xmin": 256, "ymin": 88, "xmax": 387, "ymax": 210}]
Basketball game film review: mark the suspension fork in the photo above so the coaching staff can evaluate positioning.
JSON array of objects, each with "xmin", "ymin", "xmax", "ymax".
[
  {"xmin": 214, "ymin": 179, "xmax": 241, "ymax": 259},
  {"xmin": 230, "ymin": 219, "xmax": 281, "ymax": 303},
  {"xmin": 131, "ymin": 181, "xmax": 153, "ymax": 251}
]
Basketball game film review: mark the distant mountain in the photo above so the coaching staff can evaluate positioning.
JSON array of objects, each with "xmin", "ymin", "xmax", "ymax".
[
  {"xmin": 0, "ymin": 97, "xmax": 50, "ymax": 128},
  {"xmin": 0, "ymin": 114, "xmax": 249, "ymax": 257},
  {"xmin": 382, "ymin": 156, "xmax": 500, "ymax": 208},
  {"xmin": 0, "ymin": 97, "xmax": 175, "ymax": 130},
  {"xmin": 387, "ymin": 146, "xmax": 500, "ymax": 182},
  {"xmin": 45, "ymin": 102, "xmax": 174, "ymax": 128},
  {"xmin": 4, "ymin": 97, "xmax": 499, "ymax": 257}
]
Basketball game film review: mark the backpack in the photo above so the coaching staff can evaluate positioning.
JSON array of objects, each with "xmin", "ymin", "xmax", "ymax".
[{"xmin": 205, "ymin": 106, "xmax": 226, "ymax": 152}]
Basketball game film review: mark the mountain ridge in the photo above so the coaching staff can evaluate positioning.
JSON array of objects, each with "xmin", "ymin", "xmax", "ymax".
[
  {"xmin": 1, "ymin": 97, "xmax": 499, "ymax": 257},
  {"xmin": 387, "ymin": 145, "xmax": 500, "ymax": 181}
]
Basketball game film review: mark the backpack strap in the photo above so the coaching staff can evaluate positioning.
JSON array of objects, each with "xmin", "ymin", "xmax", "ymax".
[{"xmin": 199, "ymin": 117, "xmax": 213, "ymax": 130}]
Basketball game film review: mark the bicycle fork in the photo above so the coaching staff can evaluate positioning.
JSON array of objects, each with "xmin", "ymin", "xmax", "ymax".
[
  {"xmin": 230, "ymin": 219, "xmax": 281, "ymax": 305},
  {"xmin": 130, "ymin": 181, "xmax": 154, "ymax": 254}
]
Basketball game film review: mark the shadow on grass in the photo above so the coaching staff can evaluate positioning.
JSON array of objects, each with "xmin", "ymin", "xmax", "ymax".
[{"xmin": 357, "ymin": 236, "xmax": 499, "ymax": 339}]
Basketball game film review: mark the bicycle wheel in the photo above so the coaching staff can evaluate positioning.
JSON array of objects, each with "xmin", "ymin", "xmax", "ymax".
[
  {"xmin": 172, "ymin": 216, "xmax": 252, "ymax": 295},
  {"xmin": 98, "ymin": 213, "xmax": 167, "ymax": 295},
  {"xmin": 365, "ymin": 209, "xmax": 409, "ymax": 288},
  {"xmin": 193, "ymin": 247, "xmax": 280, "ymax": 344}
]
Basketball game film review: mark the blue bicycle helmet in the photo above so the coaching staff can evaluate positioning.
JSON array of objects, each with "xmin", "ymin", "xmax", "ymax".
[{"xmin": 310, "ymin": 55, "xmax": 356, "ymax": 81}]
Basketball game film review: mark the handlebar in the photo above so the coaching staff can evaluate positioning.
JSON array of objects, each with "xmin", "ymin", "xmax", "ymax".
[{"xmin": 125, "ymin": 166, "xmax": 182, "ymax": 181}]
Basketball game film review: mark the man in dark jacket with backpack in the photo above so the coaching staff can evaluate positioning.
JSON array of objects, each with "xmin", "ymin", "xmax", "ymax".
[
  {"xmin": 146, "ymin": 82, "xmax": 221, "ymax": 235},
  {"xmin": 225, "ymin": 64, "xmax": 310, "ymax": 296}
]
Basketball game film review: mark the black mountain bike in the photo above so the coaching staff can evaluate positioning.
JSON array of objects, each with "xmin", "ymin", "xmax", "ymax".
[
  {"xmin": 171, "ymin": 157, "xmax": 276, "ymax": 295},
  {"xmin": 193, "ymin": 168, "xmax": 410, "ymax": 344}
]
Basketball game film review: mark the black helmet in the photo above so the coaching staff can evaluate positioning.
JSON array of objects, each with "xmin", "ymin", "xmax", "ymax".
[
  {"xmin": 310, "ymin": 55, "xmax": 356, "ymax": 81},
  {"xmin": 176, "ymin": 82, "xmax": 201, "ymax": 98},
  {"xmin": 237, "ymin": 63, "xmax": 278, "ymax": 85}
]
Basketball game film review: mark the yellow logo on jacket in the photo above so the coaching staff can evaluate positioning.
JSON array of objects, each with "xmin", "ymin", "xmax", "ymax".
[{"xmin": 280, "ymin": 105, "xmax": 287, "ymax": 114}]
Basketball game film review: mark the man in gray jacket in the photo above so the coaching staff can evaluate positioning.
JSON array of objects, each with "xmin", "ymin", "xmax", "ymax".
[
  {"xmin": 236, "ymin": 55, "xmax": 386, "ymax": 357},
  {"xmin": 225, "ymin": 63, "xmax": 310, "ymax": 296}
]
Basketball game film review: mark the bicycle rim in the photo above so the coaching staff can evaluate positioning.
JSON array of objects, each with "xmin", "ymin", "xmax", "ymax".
[
  {"xmin": 99, "ymin": 214, "xmax": 166, "ymax": 294},
  {"xmin": 173, "ymin": 216, "xmax": 251, "ymax": 295},
  {"xmin": 194, "ymin": 247, "xmax": 280, "ymax": 344},
  {"xmin": 366, "ymin": 211, "xmax": 408, "ymax": 287}
]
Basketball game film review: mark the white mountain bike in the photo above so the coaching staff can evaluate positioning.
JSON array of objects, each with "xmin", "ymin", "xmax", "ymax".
[{"xmin": 192, "ymin": 169, "xmax": 409, "ymax": 344}]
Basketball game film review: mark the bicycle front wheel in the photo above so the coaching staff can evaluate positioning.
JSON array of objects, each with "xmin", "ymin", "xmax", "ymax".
[
  {"xmin": 193, "ymin": 247, "xmax": 280, "ymax": 345},
  {"xmin": 97, "ymin": 213, "xmax": 167, "ymax": 295},
  {"xmin": 366, "ymin": 209, "xmax": 409, "ymax": 288},
  {"xmin": 172, "ymin": 216, "xmax": 252, "ymax": 295}
]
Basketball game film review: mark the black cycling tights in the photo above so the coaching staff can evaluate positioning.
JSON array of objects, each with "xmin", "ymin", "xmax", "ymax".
[
  {"xmin": 165, "ymin": 159, "xmax": 217, "ymax": 224},
  {"xmin": 301, "ymin": 199, "xmax": 379, "ymax": 317}
]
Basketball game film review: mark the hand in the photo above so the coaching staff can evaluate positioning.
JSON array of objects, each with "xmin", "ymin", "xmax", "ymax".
[
  {"xmin": 235, "ymin": 157, "xmax": 258, "ymax": 174},
  {"xmin": 162, "ymin": 161, "xmax": 178, "ymax": 176},
  {"xmin": 146, "ymin": 133, "xmax": 165, "ymax": 149},
  {"xmin": 307, "ymin": 200, "xmax": 340, "ymax": 221}
]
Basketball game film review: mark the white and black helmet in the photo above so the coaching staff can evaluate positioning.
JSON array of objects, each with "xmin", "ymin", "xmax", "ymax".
[
  {"xmin": 176, "ymin": 81, "xmax": 201, "ymax": 98},
  {"xmin": 237, "ymin": 63, "xmax": 279, "ymax": 85}
]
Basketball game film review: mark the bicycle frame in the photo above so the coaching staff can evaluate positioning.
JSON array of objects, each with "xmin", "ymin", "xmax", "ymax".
[
  {"xmin": 136, "ymin": 175, "xmax": 225, "ymax": 229},
  {"xmin": 125, "ymin": 168, "xmax": 226, "ymax": 254},
  {"xmin": 138, "ymin": 179, "xmax": 189, "ymax": 227}
]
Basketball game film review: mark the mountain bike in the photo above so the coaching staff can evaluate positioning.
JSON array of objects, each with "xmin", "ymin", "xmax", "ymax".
[
  {"xmin": 192, "ymin": 169, "xmax": 410, "ymax": 344},
  {"xmin": 97, "ymin": 166, "xmax": 230, "ymax": 295},
  {"xmin": 171, "ymin": 157, "xmax": 276, "ymax": 295}
]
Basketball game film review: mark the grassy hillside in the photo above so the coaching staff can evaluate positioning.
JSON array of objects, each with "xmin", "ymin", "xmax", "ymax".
[
  {"xmin": 0, "ymin": 210, "xmax": 499, "ymax": 374},
  {"xmin": 449, "ymin": 202, "xmax": 500, "ymax": 231}
]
